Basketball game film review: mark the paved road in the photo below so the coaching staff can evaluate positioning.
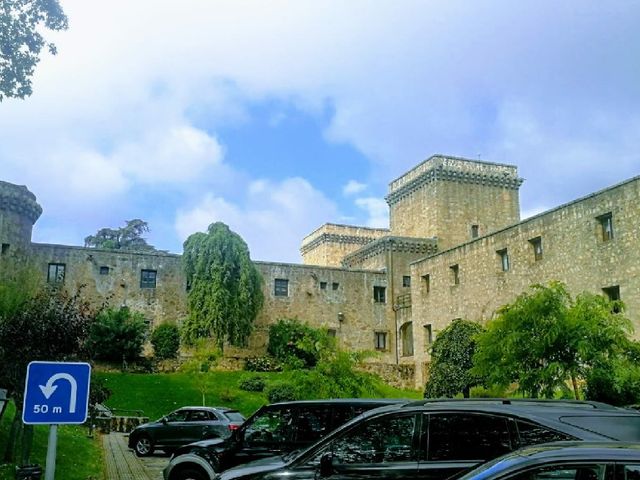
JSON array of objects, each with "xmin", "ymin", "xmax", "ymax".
[{"xmin": 102, "ymin": 432, "xmax": 169, "ymax": 480}]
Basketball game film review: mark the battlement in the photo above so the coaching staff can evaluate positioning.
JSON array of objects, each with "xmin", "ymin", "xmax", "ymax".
[{"xmin": 0, "ymin": 181, "xmax": 43, "ymax": 224}]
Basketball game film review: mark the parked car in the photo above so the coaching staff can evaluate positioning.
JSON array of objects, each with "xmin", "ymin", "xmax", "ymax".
[
  {"xmin": 458, "ymin": 441, "xmax": 640, "ymax": 480},
  {"xmin": 163, "ymin": 399, "xmax": 407, "ymax": 480},
  {"xmin": 129, "ymin": 406, "xmax": 245, "ymax": 457},
  {"xmin": 211, "ymin": 398, "xmax": 640, "ymax": 480}
]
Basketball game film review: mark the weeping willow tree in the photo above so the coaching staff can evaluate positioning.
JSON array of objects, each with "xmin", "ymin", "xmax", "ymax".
[{"xmin": 182, "ymin": 222, "xmax": 263, "ymax": 350}]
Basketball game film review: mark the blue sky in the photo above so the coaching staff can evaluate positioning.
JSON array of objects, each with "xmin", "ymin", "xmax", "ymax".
[{"xmin": 1, "ymin": 1, "xmax": 639, "ymax": 262}]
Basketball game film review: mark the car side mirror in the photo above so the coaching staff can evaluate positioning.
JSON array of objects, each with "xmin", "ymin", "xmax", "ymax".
[{"xmin": 319, "ymin": 453, "xmax": 334, "ymax": 477}]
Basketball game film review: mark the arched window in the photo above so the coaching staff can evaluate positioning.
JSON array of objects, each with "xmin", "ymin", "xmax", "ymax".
[{"xmin": 399, "ymin": 322, "xmax": 414, "ymax": 357}]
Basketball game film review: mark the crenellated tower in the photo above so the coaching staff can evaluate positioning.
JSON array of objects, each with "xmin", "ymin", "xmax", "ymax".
[{"xmin": 0, "ymin": 180, "xmax": 42, "ymax": 259}]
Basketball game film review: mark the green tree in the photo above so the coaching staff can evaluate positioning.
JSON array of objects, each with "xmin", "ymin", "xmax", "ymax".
[
  {"xmin": 473, "ymin": 282, "xmax": 631, "ymax": 398},
  {"xmin": 181, "ymin": 222, "xmax": 264, "ymax": 350},
  {"xmin": 88, "ymin": 306, "xmax": 148, "ymax": 362},
  {"xmin": 267, "ymin": 318, "xmax": 335, "ymax": 369},
  {"xmin": 1, "ymin": 0, "xmax": 68, "ymax": 100},
  {"xmin": 84, "ymin": 219, "xmax": 156, "ymax": 252},
  {"xmin": 424, "ymin": 319, "xmax": 484, "ymax": 398},
  {"xmin": 151, "ymin": 323, "xmax": 181, "ymax": 360}
]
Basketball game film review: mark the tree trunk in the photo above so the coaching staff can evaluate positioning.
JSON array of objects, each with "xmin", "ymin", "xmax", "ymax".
[
  {"xmin": 571, "ymin": 374, "xmax": 580, "ymax": 400},
  {"xmin": 462, "ymin": 386, "xmax": 470, "ymax": 398},
  {"xmin": 3, "ymin": 408, "xmax": 23, "ymax": 463},
  {"xmin": 20, "ymin": 424, "xmax": 34, "ymax": 466}
]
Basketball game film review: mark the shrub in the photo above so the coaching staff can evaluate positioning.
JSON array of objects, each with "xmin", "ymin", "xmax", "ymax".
[
  {"xmin": 266, "ymin": 382, "xmax": 298, "ymax": 403},
  {"xmin": 88, "ymin": 307, "xmax": 148, "ymax": 361},
  {"xmin": 267, "ymin": 318, "xmax": 334, "ymax": 369},
  {"xmin": 244, "ymin": 356, "xmax": 282, "ymax": 372},
  {"xmin": 238, "ymin": 375, "xmax": 266, "ymax": 392},
  {"xmin": 151, "ymin": 323, "xmax": 180, "ymax": 359},
  {"xmin": 585, "ymin": 359, "xmax": 640, "ymax": 406}
]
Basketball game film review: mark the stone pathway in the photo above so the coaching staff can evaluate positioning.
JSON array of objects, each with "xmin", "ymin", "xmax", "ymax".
[{"xmin": 102, "ymin": 433, "xmax": 167, "ymax": 480}]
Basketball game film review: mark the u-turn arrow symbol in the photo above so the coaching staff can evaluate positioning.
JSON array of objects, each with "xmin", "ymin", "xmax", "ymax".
[{"xmin": 39, "ymin": 373, "xmax": 78, "ymax": 413}]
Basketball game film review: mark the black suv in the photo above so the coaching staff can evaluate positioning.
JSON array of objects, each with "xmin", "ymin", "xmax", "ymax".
[
  {"xmin": 129, "ymin": 406, "xmax": 245, "ymax": 456},
  {"xmin": 214, "ymin": 399, "xmax": 640, "ymax": 480},
  {"xmin": 163, "ymin": 399, "xmax": 406, "ymax": 480}
]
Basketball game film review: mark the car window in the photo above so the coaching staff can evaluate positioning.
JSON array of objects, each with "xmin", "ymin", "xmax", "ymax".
[
  {"xmin": 292, "ymin": 406, "xmax": 333, "ymax": 443},
  {"xmin": 516, "ymin": 420, "xmax": 575, "ymax": 447},
  {"xmin": 165, "ymin": 410, "xmax": 189, "ymax": 422},
  {"xmin": 224, "ymin": 411, "xmax": 245, "ymax": 423},
  {"xmin": 508, "ymin": 464, "xmax": 607, "ymax": 480},
  {"xmin": 622, "ymin": 464, "xmax": 640, "ymax": 480},
  {"xmin": 426, "ymin": 413, "xmax": 511, "ymax": 461},
  {"xmin": 559, "ymin": 416, "xmax": 640, "ymax": 441},
  {"xmin": 244, "ymin": 407, "xmax": 296, "ymax": 446},
  {"xmin": 329, "ymin": 414, "xmax": 417, "ymax": 464},
  {"xmin": 187, "ymin": 410, "xmax": 213, "ymax": 421}
]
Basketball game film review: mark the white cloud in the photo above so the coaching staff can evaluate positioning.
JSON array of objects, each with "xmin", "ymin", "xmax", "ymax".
[
  {"xmin": 355, "ymin": 197, "xmax": 389, "ymax": 228},
  {"xmin": 175, "ymin": 177, "xmax": 339, "ymax": 262},
  {"xmin": 342, "ymin": 180, "xmax": 367, "ymax": 196}
]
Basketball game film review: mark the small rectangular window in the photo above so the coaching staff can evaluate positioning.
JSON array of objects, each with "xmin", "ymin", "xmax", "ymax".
[
  {"xmin": 597, "ymin": 212, "xmax": 614, "ymax": 241},
  {"xmin": 1, "ymin": 243, "xmax": 9, "ymax": 255},
  {"xmin": 422, "ymin": 274, "xmax": 430, "ymax": 294},
  {"xmin": 529, "ymin": 236, "xmax": 543, "ymax": 261},
  {"xmin": 327, "ymin": 328, "xmax": 337, "ymax": 337},
  {"xmin": 402, "ymin": 275, "xmax": 411, "ymax": 288},
  {"xmin": 47, "ymin": 263, "xmax": 66, "ymax": 284},
  {"xmin": 602, "ymin": 285, "xmax": 622, "ymax": 313},
  {"xmin": 274, "ymin": 278, "xmax": 289, "ymax": 297},
  {"xmin": 373, "ymin": 286, "xmax": 386, "ymax": 303},
  {"xmin": 332, "ymin": 282, "xmax": 339, "ymax": 290},
  {"xmin": 450, "ymin": 265, "xmax": 460, "ymax": 285},
  {"xmin": 99, "ymin": 266, "xmax": 110, "ymax": 275},
  {"xmin": 471, "ymin": 224, "xmax": 479, "ymax": 238},
  {"xmin": 424, "ymin": 324, "xmax": 433, "ymax": 350},
  {"xmin": 320, "ymin": 281, "xmax": 327, "ymax": 290},
  {"xmin": 374, "ymin": 331, "xmax": 387, "ymax": 350},
  {"xmin": 497, "ymin": 249, "xmax": 510, "ymax": 272},
  {"xmin": 140, "ymin": 269, "xmax": 157, "ymax": 288}
]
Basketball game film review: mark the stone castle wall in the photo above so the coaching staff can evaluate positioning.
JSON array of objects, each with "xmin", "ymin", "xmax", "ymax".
[
  {"xmin": 0, "ymin": 181, "xmax": 42, "ymax": 258},
  {"xmin": 410, "ymin": 176, "xmax": 640, "ymax": 386},
  {"xmin": 301, "ymin": 223, "xmax": 388, "ymax": 267},
  {"xmin": 387, "ymin": 155, "xmax": 522, "ymax": 249}
]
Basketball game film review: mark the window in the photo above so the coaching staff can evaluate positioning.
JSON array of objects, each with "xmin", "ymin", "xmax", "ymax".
[
  {"xmin": 140, "ymin": 269, "xmax": 157, "ymax": 288},
  {"xmin": 450, "ymin": 264, "xmax": 460, "ymax": 285},
  {"xmin": 187, "ymin": 410, "xmax": 213, "ymax": 421},
  {"xmin": 510, "ymin": 464, "xmax": 606, "ymax": 480},
  {"xmin": 623, "ymin": 465, "xmax": 640, "ymax": 480},
  {"xmin": 421, "ymin": 274, "xmax": 430, "ymax": 294},
  {"xmin": 497, "ymin": 248, "xmax": 510, "ymax": 272},
  {"xmin": 47, "ymin": 263, "xmax": 65, "ymax": 284},
  {"xmin": 330, "ymin": 414, "xmax": 417, "ymax": 464},
  {"xmin": 1, "ymin": 243, "xmax": 9, "ymax": 255},
  {"xmin": 424, "ymin": 324, "xmax": 433, "ymax": 350},
  {"xmin": 597, "ymin": 212, "xmax": 614, "ymax": 241},
  {"xmin": 424, "ymin": 413, "xmax": 511, "ymax": 461},
  {"xmin": 515, "ymin": 420, "xmax": 574, "ymax": 448},
  {"xmin": 471, "ymin": 224, "xmax": 479, "ymax": 238},
  {"xmin": 529, "ymin": 236, "xmax": 543, "ymax": 261},
  {"xmin": 327, "ymin": 329, "xmax": 337, "ymax": 337},
  {"xmin": 373, "ymin": 286, "xmax": 386, "ymax": 303},
  {"xmin": 602, "ymin": 285, "xmax": 622, "ymax": 313},
  {"xmin": 274, "ymin": 278, "xmax": 289, "ymax": 297},
  {"xmin": 400, "ymin": 322, "xmax": 413, "ymax": 356},
  {"xmin": 402, "ymin": 275, "xmax": 411, "ymax": 288},
  {"xmin": 374, "ymin": 331, "xmax": 387, "ymax": 350},
  {"xmin": 244, "ymin": 407, "xmax": 296, "ymax": 446},
  {"xmin": 320, "ymin": 281, "xmax": 327, "ymax": 290},
  {"xmin": 99, "ymin": 266, "xmax": 110, "ymax": 275},
  {"xmin": 332, "ymin": 282, "xmax": 339, "ymax": 290}
]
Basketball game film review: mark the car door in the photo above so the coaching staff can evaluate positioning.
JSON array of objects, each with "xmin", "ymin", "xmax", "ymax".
[
  {"xmin": 156, "ymin": 409, "xmax": 190, "ymax": 448},
  {"xmin": 303, "ymin": 412, "xmax": 420, "ymax": 480},
  {"xmin": 417, "ymin": 412, "xmax": 513, "ymax": 480},
  {"xmin": 232, "ymin": 406, "xmax": 294, "ymax": 466},
  {"xmin": 183, "ymin": 409, "xmax": 217, "ymax": 444}
]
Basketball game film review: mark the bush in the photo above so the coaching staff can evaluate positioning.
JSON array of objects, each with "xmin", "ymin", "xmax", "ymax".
[
  {"xmin": 238, "ymin": 375, "xmax": 266, "ymax": 392},
  {"xmin": 151, "ymin": 323, "xmax": 180, "ymax": 359},
  {"xmin": 245, "ymin": 356, "xmax": 282, "ymax": 372},
  {"xmin": 267, "ymin": 318, "xmax": 334, "ymax": 369},
  {"xmin": 585, "ymin": 359, "xmax": 640, "ymax": 406},
  {"xmin": 266, "ymin": 383, "xmax": 298, "ymax": 403},
  {"xmin": 88, "ymin": 307, "xmax": 148, "ymax": 361}
]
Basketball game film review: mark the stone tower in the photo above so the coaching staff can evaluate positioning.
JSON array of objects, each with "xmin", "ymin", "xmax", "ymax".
[
  {"xmin": 0, "ymin": 180, "xmax": 42, "ymax": 259},
  {"xmin": 386, "ymin": 155, "xmax": 523, "ymax": 250}
]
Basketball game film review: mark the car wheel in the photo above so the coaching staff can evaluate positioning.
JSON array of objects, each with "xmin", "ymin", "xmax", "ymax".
[
  {"xmin": 172, "ymin": 467, "xmax": 208, "ymax": 480},
  {"xmin": 134, "ymin": 435, "xmax": 154, "ymax": 457}
]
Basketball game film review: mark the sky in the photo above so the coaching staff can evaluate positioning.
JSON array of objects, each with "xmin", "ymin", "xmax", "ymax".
[{"xmin": 1, "ymin": 0, "xmax": 639, "ymax": 263}]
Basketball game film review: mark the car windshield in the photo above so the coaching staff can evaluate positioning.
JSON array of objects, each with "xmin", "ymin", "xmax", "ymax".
[{"xmin": 224, "ymin": 411, "xmax": 245, "ymax": 423}]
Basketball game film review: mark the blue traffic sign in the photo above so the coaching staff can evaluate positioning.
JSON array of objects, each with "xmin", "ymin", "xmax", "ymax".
[{"xmin": 22, "ymin": 361, "xmax": 91, "ymax": 425}]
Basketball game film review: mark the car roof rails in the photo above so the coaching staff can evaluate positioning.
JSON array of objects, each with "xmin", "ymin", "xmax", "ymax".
[{"xmin": 403, "ymin": 398, "xmax": 621, "ymax": 410}]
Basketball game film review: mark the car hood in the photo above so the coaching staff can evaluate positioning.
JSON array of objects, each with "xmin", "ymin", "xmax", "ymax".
[
  {"xmin": 173, "ymin": 436, "xmax": 228, "ymax": 457},
  {"xmin": 220, "ymin": 458, "xmax": 286, "ymax": 480}
]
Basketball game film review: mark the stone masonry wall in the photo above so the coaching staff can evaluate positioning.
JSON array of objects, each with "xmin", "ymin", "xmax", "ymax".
[{"xmin": 410, "ymin": 176, "xmax": 640, "ymax": 387}]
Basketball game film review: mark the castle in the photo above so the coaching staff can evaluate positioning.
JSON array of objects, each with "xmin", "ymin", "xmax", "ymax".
[{"xmin": 2, "ymin": 155, "xmax": 639, "ymax": 387}]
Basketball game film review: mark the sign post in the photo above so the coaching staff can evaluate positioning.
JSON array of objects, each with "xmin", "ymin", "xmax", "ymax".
[{"xmin": 22, "ymin": 361, "xmax": 91, "ymax": 480}]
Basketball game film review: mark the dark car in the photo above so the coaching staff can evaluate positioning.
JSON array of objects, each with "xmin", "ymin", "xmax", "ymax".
[
  {"xmin": 163, "ymin": 399, "xmax": 407, "ymax": 480},
  {"xmin": 458, "ymin": 442, "xmax": 640, "ymax": 480},
  {"xmin": 213, "ymin": 398, "xmax": 640, "ymax": 480},
  {"xmin": 129, "ymin": 406, "xmax": 245, "ymax": 457}
]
